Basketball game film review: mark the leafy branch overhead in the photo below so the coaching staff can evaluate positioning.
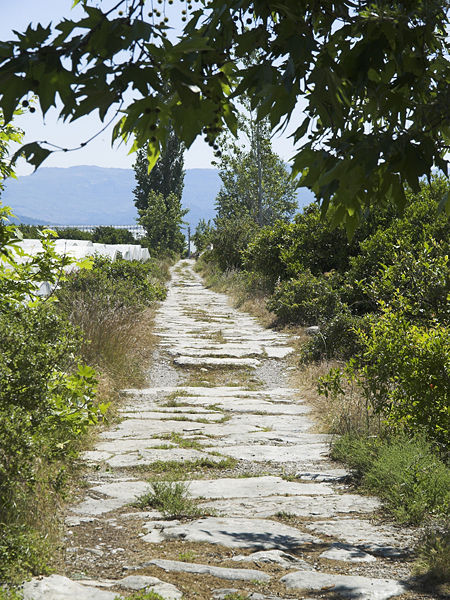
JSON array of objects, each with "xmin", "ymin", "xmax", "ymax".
[{"xmin": 0, "ymin": 0, "xmax": 449, "ymax": 228}]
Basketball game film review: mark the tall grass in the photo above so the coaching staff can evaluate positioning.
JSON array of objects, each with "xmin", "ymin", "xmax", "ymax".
[{"xmin": 56, "ymin": 256, "xmax": 170, "ymax": 395}]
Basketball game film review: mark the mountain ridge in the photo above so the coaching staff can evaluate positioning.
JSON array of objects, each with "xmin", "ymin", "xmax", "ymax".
[{"xmin": 2, "ymin": 165, "xmax": 314, "ymax": 227}]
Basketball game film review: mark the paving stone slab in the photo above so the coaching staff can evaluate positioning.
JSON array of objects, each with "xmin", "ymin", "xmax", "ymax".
[
  {"xmin": 175, "ymin": 396, "xmax": 309, "ymax": 415},
  {"xmin": 118, "ymin": 575, "xmax": 182, "ymax": 599},
  {"xmin": 200, "ymin": 494, "xmax": 380, "ymax": 519},
  {"xmin": 281, "ymin": 570, "xmax": 407, "ymax": 599},
  {"xmin": 99, "ymin": 419, "xmax": 258, "ymax": 440},
  {"xmin": 296, "ymin": 470, "xmax": 349, "ymax": 482},
  {"xmin": 211, "ymin": 443, "xmax": 329, "ymax": 463},
  {"xmin": 22, "ymin": 575, "xmax": 117, "ymax": 600},
  {"xmin": 106, "ymin": 448, "xmax": 226, "ymax": 469},
  {"xmin": 232, "ymin": 549, "xmax": 314, "ymax": 570},
  {"xmin": 173, "ymin": 356, "xmax": 261, "ymax": 368},
  {"xmin": 147, "ymin": 558, "xmax": 271, "ymax": 582},
  {"xmin": 320, "ymin": 542, "xmax": 377, "ymax": 563},
  {"xmin": 305, "ymin": 519, "xmax": 412, "ymax": 557},
  {"xmin": 187, "ymin": 476, "xmax": 334, "ymax": 499},
  {"xmin": 263, "ymin": 346, "xmax": 293, "ymax": 358},
  {"xmin": 168, "ymin": 346, "xmax": 264, "ymax": 358},
  {"xmin": 142, "ymin": 517, "xmax": 322, "ymax": 549},
  {"xmin": 71, "ymin": 480, "xmax": 149, "ymax": 515}
]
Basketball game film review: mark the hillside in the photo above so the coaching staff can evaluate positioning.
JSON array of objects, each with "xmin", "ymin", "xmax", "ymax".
[{"xmin": 2, "ymin": 165, "xmax": 314, "ymax": 228}]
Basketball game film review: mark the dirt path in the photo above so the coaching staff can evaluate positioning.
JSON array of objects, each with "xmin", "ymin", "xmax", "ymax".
[{"xmin": 23, "ymin": 260, "xmax": 432, "ymax": 599}]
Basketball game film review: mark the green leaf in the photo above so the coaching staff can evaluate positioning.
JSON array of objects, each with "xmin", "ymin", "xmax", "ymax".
[{"xmin": 12, "ymin": 142, "xmax": 52, "ymax": 170}]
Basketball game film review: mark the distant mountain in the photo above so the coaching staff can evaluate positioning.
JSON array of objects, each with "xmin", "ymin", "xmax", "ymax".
[{"xmin": 2, "ymin": 165, "xmax": 314, "ymax": 229}]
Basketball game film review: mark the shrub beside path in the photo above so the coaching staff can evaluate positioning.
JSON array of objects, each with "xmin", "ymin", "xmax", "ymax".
[{"xmin": 23, "ymin": 261, "xmax": 429, "ymax": 600}]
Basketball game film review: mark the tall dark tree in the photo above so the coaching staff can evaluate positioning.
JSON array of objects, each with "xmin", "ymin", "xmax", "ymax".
[{"xmin": 133, "ymin": 128, "xmax": 185, "ymax": 212}]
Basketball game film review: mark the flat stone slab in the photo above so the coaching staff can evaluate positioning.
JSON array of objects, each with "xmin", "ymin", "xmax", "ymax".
[
  {"xmin": 22, "ymin": 575, "xmax": 117, "ymax": 600},
  {"xmin": 232, "ymin": 549, "xmax": 314, "ymax": 570},
  {"xmin": 143, "ymin": 517, "xmax": 322, "ymax": 549},
  {"xmin": 305, "ymin": 518, "xmax": 412, "ymax": 557},
  {"xmin": 168, "ymin": 346, "xmax": 264, "ymax": 358},
  {"xmin": 84, "ymin": 446, "xmax": 227, "ymax": 469},
  {"xmin": 174, "ymin": 356, "xmax": 261, "ymax": 368},
  {"xmin": 71, "ymin": 480, "xmax": 149, "ymax": 515},
  {"xmin": 281, "ymin": 570, "xmax": 407, "ymax": 599},
  {"xmin": 200, "ymin": 494, "xmax": 380, "ymax": 519},
  {"xmin": 296, "ymin": 469, "xmax": 349, "ymax": 482},
  {"xmin": 263, "ymin": 346, "xmax": 293, "ymax": 358},
  {"xmin": 118, "ymin": 575, "xmax": 182, "ymax": 599},
  {"xmin": 187, "ymin": 476, "xmax": 334, "ymax": 499},
  {"xmin": 147, "ymin": 558, "xmax": 271, "ymax": 582},
  {"xmin": 211, "ymin": 443, "xmax": 329, "ymax": 463},
  {"xmin": 320, "ymin": 543, "xmax": 377, "ymax": 563},
  {"xmin": 176, "ymin": 396, "xmax": 309, "ymax": 415}
]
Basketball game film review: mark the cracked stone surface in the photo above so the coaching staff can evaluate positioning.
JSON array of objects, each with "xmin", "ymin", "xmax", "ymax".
[
  {"xmin": 23, "ymin": 261, "xmax": 416, "ymax": 599},
  {"xmin": 281, "ymin": 570, "xmax": 408, "ymax": 599},
  {"xmin": 146, "ymin": 558, "xmax": 271, "ymax": 582},
  {"xmin": 142, "ymin": 516, "xmax": 323, "ymax": 549}
]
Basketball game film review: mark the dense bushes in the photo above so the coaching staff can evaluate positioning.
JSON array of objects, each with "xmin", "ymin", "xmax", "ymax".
[{"xmin": 267, "ymin": 271, "xmax": 343, "ymax": 326}]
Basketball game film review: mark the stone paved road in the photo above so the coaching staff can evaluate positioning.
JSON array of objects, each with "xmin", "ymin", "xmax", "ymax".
[{"xmin": 23, "ymin": 261, "xmax": 429, "ymax": 600}]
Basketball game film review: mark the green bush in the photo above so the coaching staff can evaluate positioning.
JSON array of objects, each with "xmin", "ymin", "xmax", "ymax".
[
  {"xmin": 91, "ymin": 226, "xmax": 137, "ymax": 244},
  {"xmin": 57, "ymin": 256, "xmax": 166, "ymax": 311},
  {"xmin": 0, "ymin": 208, "xmax": 104, "ymax": 581},
  {"xmin": 211, "ymin": 216, "xmax": 257, "ymax": 270},
  {"xmin": 301, "ymin": 310, "xmax": 375, "ymax": 362},
  {"xmin": 354, "ymin": 305, "xmax": 448, "ymax": 448},
  {"xmin": 267, "ymin": 270, "xmax": 343, "ymax": 326},
  {"xmin": 366, "ymin": 240, "xmax": 449, "ymax": 325},
  {"xmin": 332, "ymin": 433, "xmax": 450, "ymax": 524}
]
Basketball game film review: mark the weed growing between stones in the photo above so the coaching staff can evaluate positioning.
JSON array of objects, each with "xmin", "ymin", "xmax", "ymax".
[
  {"xmin": 134, "ymin": 457, "xmax": 238, "ymax": 478},
  {"xmin": 134, "ymin": 480, "xmax": 202, "ymax": 519},
  {"xmin": 115, "ymin": 591, "xmax": 166, "ymax": 600},
  {"xmin": 158, "ymin": 432, "xmax": 204, "ymax": 451}
]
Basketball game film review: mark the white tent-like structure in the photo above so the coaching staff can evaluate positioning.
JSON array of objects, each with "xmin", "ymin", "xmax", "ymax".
[{"xmin": 4, "ymin": 239, "xmax": 151, "ymax": 297}]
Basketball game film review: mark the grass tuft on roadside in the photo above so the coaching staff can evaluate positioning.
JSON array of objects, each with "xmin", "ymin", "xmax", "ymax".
[
  {"xmin": 134, "ymin": 480, "xmax": 202, "ymax": 519},
  {"xmin": 332, "ymin": 433, "xmax": 450, "ymax": 525}
]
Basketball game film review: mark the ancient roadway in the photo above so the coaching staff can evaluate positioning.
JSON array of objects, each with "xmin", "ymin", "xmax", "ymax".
[{"xmin": 23, "ymin": 260, "xmax": 418, "ymax": 600}]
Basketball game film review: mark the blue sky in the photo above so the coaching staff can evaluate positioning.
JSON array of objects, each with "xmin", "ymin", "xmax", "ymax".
[{"xmin": 2, "ymin": 1, "xmax": 302, "ymax": 176}]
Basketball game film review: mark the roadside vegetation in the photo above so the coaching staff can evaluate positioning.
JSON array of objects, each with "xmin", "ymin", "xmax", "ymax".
[
  {"xmin": 0, "ymin": 204, "xmax": 171, "ymax": 583},
  {"xmin": 195, "ymin": 145, "xmax": 450, "ymax": 587}
]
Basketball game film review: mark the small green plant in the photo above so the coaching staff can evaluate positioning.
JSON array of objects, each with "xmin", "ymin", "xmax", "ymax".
[
  {"xmin": 134, "ymin": 480, "xmax": 202, "ymax": 519},
  {"xmin": 178, "ymin": 550, "xmax": 196, "ymax": 562},
  {"xmin": 158, "ymin": 432, "xmax": 203, "ymax": 451},
  {"xmin": 0, "ymin": 588, "xmax": 23, "ymax": 600},
  {"xmin": 115, "ymin": 591, "xmax": 167, "ymax": 600},
  {"xmin": 223, "ymin": 594, "xmax": 248, "ymax": 600}
]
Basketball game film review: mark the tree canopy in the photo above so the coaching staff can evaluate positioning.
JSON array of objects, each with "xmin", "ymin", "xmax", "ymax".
[
  {"xmin": 133, "ymin": 127, "xmax": 185, "ymax": 212},
  {"xmin": 215, "ymin": 111, "xmax": 297, "ymax": 226},
  {"xmin": 0, "ymin": 1, "xmax": 448, "ymax": 230}
]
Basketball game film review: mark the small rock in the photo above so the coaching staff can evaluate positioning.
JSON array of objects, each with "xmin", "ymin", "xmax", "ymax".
[
  {"xmin": 147, "ymin": 558, "xmax": 271, "ymax": 582},
  {"xmin": 22, "ymin": 575, "xmax": 117, "ymax": 600},
  {"xmin": 320, "ymin": 543, "xmax": 377, "ymax": 563},
  {"xmin": 232, "ymin": 549, "xmax": 314, "ymax": 570},
  {"xmin": 305, "ymin": 326, "xmax": 320, "ymax": 335},
  {"xmin": 281, "ymin": 570, "xmax": 407, "ymax": 599},
  {"xmin": 118, "ymin": 575, "xmax": 182, "ymax": 599}
]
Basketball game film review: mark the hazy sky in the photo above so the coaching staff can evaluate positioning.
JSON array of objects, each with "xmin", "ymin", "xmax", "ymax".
[{"xmin": 2, "ymin": 1, "xmax": 303, "ymax": 176}]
